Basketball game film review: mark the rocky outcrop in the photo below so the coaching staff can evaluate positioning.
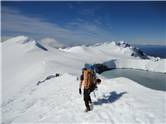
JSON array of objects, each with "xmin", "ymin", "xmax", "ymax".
[{"xmin": 93, "ymin": 64, "xmax": 110, "ymax": 74}]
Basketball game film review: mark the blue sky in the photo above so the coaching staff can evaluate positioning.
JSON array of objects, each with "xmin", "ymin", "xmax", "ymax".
[{"xmin": 1, "ymin": 1, "xmax": 166, "ymax": 45}]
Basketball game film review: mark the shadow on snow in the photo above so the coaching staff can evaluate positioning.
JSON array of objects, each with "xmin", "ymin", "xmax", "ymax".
[{"xmin": 94, "ymin": 91, "xmax": 127, "ymax": 105}]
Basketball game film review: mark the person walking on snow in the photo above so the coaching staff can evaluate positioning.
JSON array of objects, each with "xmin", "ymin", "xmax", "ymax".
[
  {"xmin": 79, "ymin": 64, "xmax": 101, "ymax": 112},
  {"xmin": 79, "ymin": 68, "xmax": 93, "ymax": 112}
]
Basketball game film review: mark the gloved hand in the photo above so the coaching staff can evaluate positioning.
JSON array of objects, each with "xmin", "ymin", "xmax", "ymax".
[{"xmin": 79, "ymin": 88, "xmax": 82, "ymax": 95}]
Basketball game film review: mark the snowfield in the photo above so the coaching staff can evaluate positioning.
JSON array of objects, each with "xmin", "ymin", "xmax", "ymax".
[
  {"xmin": 1, "ymin": 36, "xmax": 166, "ymax": 124},
  {"xmin": 103, "ymin": 58, "xmax": 166, "ymax": 73}
]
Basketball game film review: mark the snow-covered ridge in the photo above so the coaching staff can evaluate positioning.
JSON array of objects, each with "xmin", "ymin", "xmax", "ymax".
[
  {"xmin": 2, "ymin": 35, "xmax": 165, "ymax": 100},
  {"xmin": 1, "ymin": 35, "xmax": 166, "ymax": 124},
  {"xmin": 62, "ymin": 41, "xmax": 149, "ymax": 59},
  {"xmin": 2, "ymin": 35, "xmax": 65, "ymax": 52},
  {"xmin": 2, "ymin": 73, "xmax": 165, "ymax": 124},
  {"xmin": 2, "ymin": 35, "xmax": 166, "ymax": 100},
  {"xmin": 2, "ymin": 36, "xmax": 165, "ymax": 74},
  {"xmin": 1, "ymin": 36, "xmax": 154, "ymax": 60},
  {"xmin": 103, "ymin": 59, "xmax": 166, "ymax": 73}
]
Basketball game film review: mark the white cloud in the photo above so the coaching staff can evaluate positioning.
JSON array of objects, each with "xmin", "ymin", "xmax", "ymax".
[
  {"xmin": 40, "ymin": 37, "xmax": 65, "ymax": 48},
  {"xmin": 2, "ymin": 6, "xmax": 112, "ymax": 45}
]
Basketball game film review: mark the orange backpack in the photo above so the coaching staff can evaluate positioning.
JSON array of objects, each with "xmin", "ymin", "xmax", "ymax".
[{"xmin": 83, "ymin": 69, "xmax": 93, "ymax": 89}]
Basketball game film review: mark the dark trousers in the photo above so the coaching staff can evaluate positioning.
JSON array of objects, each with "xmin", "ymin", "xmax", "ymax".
[{"xmin": 83, "ymin": 89, "xmax": 92, "ymax": 110}]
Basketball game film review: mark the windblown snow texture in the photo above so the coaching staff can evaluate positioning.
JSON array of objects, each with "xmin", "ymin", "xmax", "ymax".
[{"xmin": 1, "ymin": 36, "xmax": 166, "ymax": 124}]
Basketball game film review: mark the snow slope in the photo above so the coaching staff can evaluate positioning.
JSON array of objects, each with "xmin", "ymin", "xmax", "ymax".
[
  {"xmin": 1, "ymin": 36, "xmax": 166, "ymax": 124},
  {"xmin": 104, "ymin": 59, "xmax": 166, "ymax": 73},
  {"xmin": 61, "ymin": 42, "xmax": 166, "ymax": 73},
  {"xmin": 2, "ymin": 74, "xmax": 165, "ymax": 124}
]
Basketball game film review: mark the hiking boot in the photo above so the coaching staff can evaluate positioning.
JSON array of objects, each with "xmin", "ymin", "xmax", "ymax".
[{"xmin": 84, "ymin": 108, "xmax": 91, "ymax": 112}]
